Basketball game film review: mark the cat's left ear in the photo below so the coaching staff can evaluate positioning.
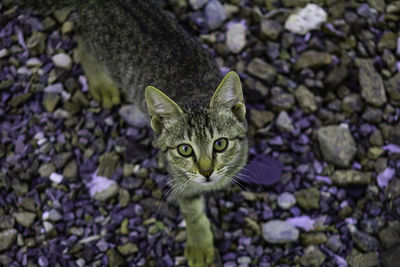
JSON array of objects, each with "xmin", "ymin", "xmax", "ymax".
[
  {"xmin": 210, "ymin": 71, "xmax": 246, "ymax": 122},
  {"xmin": 145, "ymin": 86, "xmax": 183, "ymax": 134}
]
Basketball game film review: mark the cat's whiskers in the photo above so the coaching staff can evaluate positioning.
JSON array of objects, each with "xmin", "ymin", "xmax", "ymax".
[{"xmin": 156, "ymin": 180, "xmax": 182, "ymax": 217}]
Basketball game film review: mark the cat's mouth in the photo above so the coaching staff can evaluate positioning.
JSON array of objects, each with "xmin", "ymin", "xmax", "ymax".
[{"xmin": 193, "ymin": 174, "xmax": 224, "ymax": 186}]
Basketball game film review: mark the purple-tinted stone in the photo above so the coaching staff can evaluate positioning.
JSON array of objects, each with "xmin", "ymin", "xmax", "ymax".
[
  {"xmin": 222, "ymin": 252, "xmax": 237, "ymax": 261},
  {"xmin": 219, "ymin": 239, "xmax": 232, "ymax": 253},
  {"xmin": 162, "ymin": 254, "xmax": 173, "ymax": 267},
  {"xmin": 262, "ymin": 209, "xmax": 273, "ymax": 220},
  {"xmin": 346, "ymin": 186, "xmax": 366, "ymax": 198},
  {"xmin": 290, "ymin": 206, "xmax": 301, "ymax": 216},
  {"xmin": 237, "ymin": 155, "xmax": 283, "ymax": 186},
  {"xmin": 239, "ymin": 237, "xmax": 251, "ymax": 246}
]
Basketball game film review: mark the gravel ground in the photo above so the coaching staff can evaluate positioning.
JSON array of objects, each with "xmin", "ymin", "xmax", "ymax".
[{"xmin": 1, "ymin": 0, "xmax": 400, "ymax": 266}]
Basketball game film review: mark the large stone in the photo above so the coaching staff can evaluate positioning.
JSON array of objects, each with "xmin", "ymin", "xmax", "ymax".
[
  {"xmin": 381, "ymin": 244, "xmax": 400, "ymax": 267},
  {"xmin": 284, "ymin": 4, "xmax": 327, "ymax": 35},
  {"xmin": 294, "ymin": 50, "xmax": 332, "ymax": 70},
  {"xmin": 42, "ymin": 92, "xmax": 60, "ymax": 112},
  {"xmin": 342, "ymin": 94, "xmax": 363, "ymax": 114},
  {"xmin": 250, "ymin": 109, "xmax": 274, "ymax": 128},
  {"xmin": 277, "ymin": 192, "xmax": 296, "ymax": 210},
  {"xmin": 331, "ymin": 170, "xmax": 372, "ymax": 186},
  {"xmin": 357, "ymin": 58, "xmax": 387, "ymax": 107},
  {"xmin": 294, "ymin": 85, "xmax": 317, "ymax": 114},
  {"xmin": 27, "ymin": 31, "xmax": 46, "ymax": 56},
  {"xmin": 88, "ymin": 173, "xmax": 119, "ymax": 202},
  {"xmin": 377, "ymin": 32, "xmax": 397, "ymax": 52},
  {"xmin": 0, "ymin": 216, "xmax": 15, "ymax": 230},
  {"xmin": 388, "ymin": 122, "xmax": 400, "ymax": 145},
  {"xmin": 188, "ymin": 0, "xmax": 207, "ymax": 10},
  {"xmin": 269, "ymin": 87, "xmax": 295, "ymax": 111},
  {"xmin": 276, "ymin": 111, "xmax": 294, "ymax": 132},
  {"xmin": 299, "ymin": 245, "xmax": 326, "ymax": 267},
  {"xmin": 260, "ymin": 19, "xmax": 283, "ymax": 40},
  {"xmin": 349, "ymin": 225, "xmax": 379, "ymax": 252},
  {"xmin": 205, "ymin": 0, "xmax": 226, "ymax": 30},
  {"xmin": 12, "ymin": 212, "xmax": 36, "ymax": 228},
  {"xmin": 385, "ymin": 73, "xmax": 400, "ymax": 101},
  {"xmin": 296, "ymin": 187, "xmax": 320, "ymax": 210},
  {"xmin": 52, "ymin": 53, "xmax": 72, "ymax": 69},
  {"xmin": 226, "ymin": 22, "xmax": 246, "ymax": 53},
  {"xmin": 98, "ymin": 152, "xmax": 119, "ymax": 178},
  {"xmin": 246, "ymin": 58, "xmax": 277, "ymax": 84},
  {"xmin": 0, "ymin": 229, "xmax": 17, "ymax": 252},
  {"xmin": 317, "ymin": 125, "xmax": 357, "ymax": 167},
  {"xmin": 261, "ymin": 220, "xmax": 299, "ymax": 244},
  {"xmin": 346, "ymin": 249, "xmax": 378, "ymax": 267},
  {"xmin": 379, "ymin": 221, "xmax": 400, "ymax": 249}
]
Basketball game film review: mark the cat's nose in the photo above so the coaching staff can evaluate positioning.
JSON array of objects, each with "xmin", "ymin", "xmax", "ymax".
[{"xmin": 200, "ymin": 169, "xmax": 213, "ymax": 179}]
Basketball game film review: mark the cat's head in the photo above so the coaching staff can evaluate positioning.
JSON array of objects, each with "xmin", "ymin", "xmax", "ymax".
[{"xmin": 145, "ymin": 71, "xmax": 248, "ymax": 195}]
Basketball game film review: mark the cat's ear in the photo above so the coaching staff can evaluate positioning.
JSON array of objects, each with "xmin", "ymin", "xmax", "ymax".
[
  {"xmin": 145, "ymin": 86, "xmax": 183, "ymax": 133},
  {"xmin": 210, "ymin": 71, "xmax": 246, "ymax": 122}
]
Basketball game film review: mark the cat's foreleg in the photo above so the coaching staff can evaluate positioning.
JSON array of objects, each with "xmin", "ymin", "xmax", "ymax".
[
  {"xmin": 77, "ymin": 36, "xmax": 120, "ymax": 109},
  {"xmin": 178, "ymin": 195, "xmax": 215, "ymax": 267}
]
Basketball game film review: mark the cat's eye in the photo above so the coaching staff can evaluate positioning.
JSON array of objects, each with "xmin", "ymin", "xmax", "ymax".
[
  {"xmin": 177, "ymin": 144, "xmax": 193, "ymax": 157},
  {"xmin": 214, "ymin": 138, "xmax": 228, "ymax": 152}
]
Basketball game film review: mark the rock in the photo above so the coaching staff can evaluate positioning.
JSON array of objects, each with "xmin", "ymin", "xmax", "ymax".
[
  {"xmin": 9, "ymin": 93, "xmax": 32, "ymax": 107},
  {"xmin": 117, "ymin": 242, "xmax": 138, "ymax": 256},
  {"xmin": 0, "ymin": 229, "xmax": 17, "ymax": 252},
  {"xmin": 188, "ymin": 0, "xmax": 207, "ymax": 10},
  {"xmin": 277, "ymin": 192, "xmax": 296, "ymax": 210},
  {"xmin": 246, "ymin": 58, "xmax": 276, "ymax": 84},
  {"xmin": 331, "ymin": 170, "xmax": 372, "ymax": 186},
  {"xmin": 325, "ymin": 65, "xmax": 348, "ymax": 88},
  {"xmin": 118, "ymin": 188, "xmax": 130, "ymax": 208},
  {"xmin": 27, "ymin": 31, "xmax": 46, "ymax": 56},
  {"xmin": 106, "ymin": 248, "xmax": 125, "ymax": 267},
  {"xmin": 42, "ymin": 92, "xmax": 60, "ymax": 112},
  {"xmin": 0, "ymin": 48, "xmax": 9, "ymax": 58},
  {"xmin": 377, "ymin": 168, "xmax": 395, "ymax": 188},
  {"xmin": 53, "ymin": 7, "xmax": 73, "ymax": 23},
  {"xmin": 397, "ymin": 37, "xmax": 400, "ymax": 56},
  {"xmin": 386, "ymin": 179, "xmax": 400, "ymax": 200},
  {"xmin": 301, "ymin": 232, "xmax": 327, "ymax": 245},
  {"xmin": 205, "ymin": 0, "xmax": 227, "ymax": 30},
  {"xmin": 284, "ymin": 4, "xmax": 327, "ymax": 35},
  {"xmin": 349, "ymin": 225, "xmax": 379, "ymax": 252},
  {"xmin": 53, "ymin": 152, "xmax": 72, "ymax": 169},
  {"xmin": 317, "ymin": 125, "xmax": 357, "ymax": 167},
  {"xmin": 261, "ymin": 220, "xmax": 299, "ymax": 244},
  {"xmin": 226, "ymin": 22, "xmax": 246, "ymax": 53},
  {"xmin": 342, "ymin": 94, "xmax": 363, "ymax": 114},
  {"xmin": 299, "ymin": 245, "xmax": 326, "ymax": 267},
  {"xmin": 26, "ymin": 58, "xmax": 43, "ymax": 67},
  {"xmin": 119, "ymin": 105, "xmax": 148, "ymax": 128},
  {"xmin": 276, "ymin": 111, "xmax": 294, "ymax": 132},
  {"xmin": 362, "ymin": 107, "xmax": 382, "ymax": 123},
  {"xmin": 44, "ymin": 83, "xmax": 64, "ymax": 94},
  {"xmin": 388, "ymin": 122, "xmax": 400, "ymax": 145},
  {"xmin": 379, "ymin": 221, "xmax": 400, "ymax": 249},
  {"xmin": 326, "ymin": 235, "xmax": 343, "ymax": 252},
  {"xmin": 52, "ymin": 53, "xmax": 72, "ymax": 70},
  {"xmin": 38, "ymin": 256, "xmax": 48, "ymax": 267},
  {"xmin": 38, "ymin": 163, "xmax": 56, "ymax": 178},
  {"xmin": 294, "ymin": 85, "xmax": 317, "ymax": 114},
  {"xmin": 61, "ymin": 21, "xmax": 74, "ymax": 34},
  {"xmin": 63, "ymin": 160, "xmax": 78, "ymax": 180},
  {"xmin": 12, "ymin": 212, "xmax": 36, "ymax": 228},
  {"xmin": 250, "ymin": 109, "xmax": 274, "ymax": 128},
  {"xmin": 294, "ymin": 50, "xmax": 332, "ymax": 70},
  {"xmin": 286, "ymin": 216, "xmax": 315, "ymax": 232},
  {"xmin": 296, "ymin": 187, "xmax": 320, "ymax": 210},
  {"xmin": 356, "ymin": 58, "xmax": 387, "ymax": 107},
  {"xmin": 377, "ymin": 32, "xmax": 397, "ymax": 52},
  {"xmin": 98, "ymin": 152, "xmax": 119, "ymax": 178},
  {"xmin": 49, "ymin": 173, "xmax": 63, "ymax": 184},
  {"xmin": 88, "ymin": 172, "xmax": 119, "ymax": 202},
  {"xmin": 270, "ymin": 87, "xmax": 295, "ymax": 111},
  {"xmin": 381, "ymin": 244, "xmax": 400, "ymax": 267},
  {"xmin": 260, "ymin": 19, "xmax": 283, "ymax": 40},
  {"xmin": 385, "ymin": 73, "xmax": 400, "ymax": 101},
  {"xmin": 0, "ymin": 216, "xmax": 15, "ymax": 230},
  {"xmin": 346, "ymin": 249, "xmax": 378, "ymax": 267}
]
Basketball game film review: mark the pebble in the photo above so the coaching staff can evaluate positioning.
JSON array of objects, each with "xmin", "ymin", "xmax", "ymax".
[
  {"xmin": 246, "ymin": 58, "xmax": 276, "ymax": 84},
  {"xmin": 331, "ymin": 170, "xmax": 372, "ymax": 186},
  {"xmin": 277, "ymin": 192, "xmax": 296, "ymax": 209},
  {"xmin": 317, "ymin": 125, "xmax": 357, "ymax": 167},
  {"xmin": 118, "ymin": 105, "xmax": 148, "ymax": 128},
  {"xmin": 276, "ymin": 111, "xmax": 294, "ymax": 132},
  {"xmin": 261, "ymin": 220, "xmax": 299, "ymax": 244},
  {"xmin": 205, "ymin": 0, "xmax": 226, "ymax": 30},
  {"xmin": 52, "ymin": 53, "xmax": 72, "ymax": 69},
  {"xmin": 226, "ymin": 21, "xmax": 246, "ymax": 54},
  {"xmin": 284, "ymin": 4, "xmax": 327, "ymax": 35},
  {"xmin": 0, "ymin": 229, "xmax": 17, "ymax": 252}
]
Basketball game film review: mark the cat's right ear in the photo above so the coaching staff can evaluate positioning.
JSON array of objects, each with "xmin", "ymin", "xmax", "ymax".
[{"xmin": 145, "ymin": 86, "xmax": 183, "ymax": 134}]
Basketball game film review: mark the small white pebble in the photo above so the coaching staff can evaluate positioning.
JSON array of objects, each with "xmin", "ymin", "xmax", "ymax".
[
  {"xmin": 0, "ymin": 48, "xmax": 9, "ymax": 58},
  {"xmin": 50, "ymin": 172, "xmax": 64, "ymax": 184},
  {"xmin": 52, "ymin": 53, "xmax": 72, "ymax": 69},
  {"xmin": 42, "ymin": 211, "xmax": 50, "ymax": 221},
  {"xmin": 26, "ymin": 58, "xmax": 43, "ymax": 67},
  {"xmin": 37, "ymin": 138, "xmax": 48, "ymax": 146}
]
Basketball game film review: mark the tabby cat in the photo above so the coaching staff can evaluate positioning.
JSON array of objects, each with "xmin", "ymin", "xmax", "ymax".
[{"xmin": 26, "ymin": 0, "xmax": 249, "ymax": 265}]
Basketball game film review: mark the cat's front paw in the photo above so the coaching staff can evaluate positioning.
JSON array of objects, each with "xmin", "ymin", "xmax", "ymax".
[{"xmin": 185, "ymin": 241, "xmax": 215, "ymax": 267}]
